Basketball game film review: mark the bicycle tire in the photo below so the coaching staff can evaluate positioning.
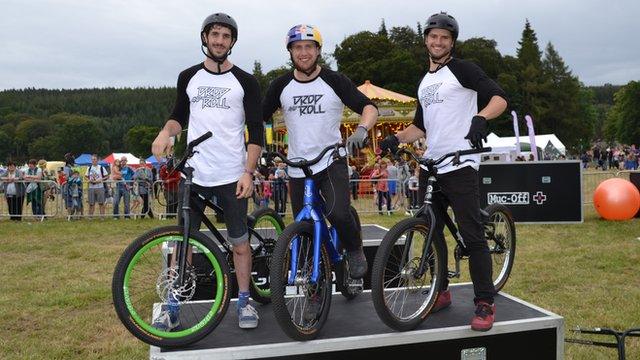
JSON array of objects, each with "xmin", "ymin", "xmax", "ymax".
[
  {"xmin": 340, "ymin": 205, "xmax": 363, "ymax": 300},
  {"xmin": 248, "ymin": 207, "xmax": 285, "ymax": 304},
  {"xmin": 112, "ymin": 225, "xmax": 231, "ymax": 348},
  {"xmin": 371, "ymin": 217, "xmax": 446, "ymax": 331},
  {"xmin": 270, "ymin": 221, "xmax": 333, "ymax": 341},
  {"xmin": 484, "ymin": 204, "xmax": 516, "ymax": 291}
]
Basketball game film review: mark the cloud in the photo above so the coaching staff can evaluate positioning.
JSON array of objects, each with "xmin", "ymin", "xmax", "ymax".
[{"xmin": 1, "ymin": 0, "xmax": 638, "ymax": 89}]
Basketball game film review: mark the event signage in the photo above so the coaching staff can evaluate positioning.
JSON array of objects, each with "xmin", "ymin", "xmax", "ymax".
[{"xmin": 479, "ymin": 161, "xmax": 582, "ymax": 223}]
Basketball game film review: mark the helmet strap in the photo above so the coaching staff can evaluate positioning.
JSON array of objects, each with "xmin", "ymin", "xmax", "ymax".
[{"xmin": 201, "ymin": 43, "xmax": 234, "ymax": 73}]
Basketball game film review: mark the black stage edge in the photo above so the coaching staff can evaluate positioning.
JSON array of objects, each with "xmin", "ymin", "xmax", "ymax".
[{"xmin": 150, "ymin": 283, "xmax": 564, "ymax": 360}]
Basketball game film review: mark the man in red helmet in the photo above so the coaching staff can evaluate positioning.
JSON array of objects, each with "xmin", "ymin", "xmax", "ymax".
[
  {"xmin": 152, "ymin": 12, "xmax": 263, "ymax": 330},
  {"xmin": 263, "ymin": 25, "xmax": 378, "ymax": 279},
  {"xmin": 380, "ymin": 12, "xmax": 508, "ymax": 331}
]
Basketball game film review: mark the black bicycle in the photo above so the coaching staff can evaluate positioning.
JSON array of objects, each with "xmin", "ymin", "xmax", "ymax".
[
  {"xmin": 371, "ymin": 147, "xmax": 516, "ymax": 331},
  {"xmin": 112, "ymin": 132, "xmax": 284, "ymax": 347}
]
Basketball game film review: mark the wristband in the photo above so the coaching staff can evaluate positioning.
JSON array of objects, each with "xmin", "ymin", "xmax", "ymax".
[{"xmin": 244, "ymin": 169, "xmax": 254, "ymax": 177}]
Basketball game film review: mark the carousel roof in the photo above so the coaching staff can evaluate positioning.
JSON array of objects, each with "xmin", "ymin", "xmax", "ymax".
[{"xmin": 357, "ymin": 80, "xmax": 416, "ymax": 103}]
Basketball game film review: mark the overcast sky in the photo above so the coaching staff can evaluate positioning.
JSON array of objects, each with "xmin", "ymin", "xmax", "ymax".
[{"xmin": 1, "ymin": 0, "xmax": 638, "ymax": 90}]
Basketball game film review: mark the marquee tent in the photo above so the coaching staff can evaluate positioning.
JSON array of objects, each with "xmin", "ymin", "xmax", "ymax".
[{"xmin": 101, "ymin": 153, "xmax": 149, "ymax": 168}]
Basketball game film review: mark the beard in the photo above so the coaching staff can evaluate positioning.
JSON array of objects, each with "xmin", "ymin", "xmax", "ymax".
[
  {"xmin": 291, "ymin": 56, "xmax": 319, "ymax": 75},
  {"xmin": 428, "ymin": 48, "xmax": 451, "ymax": 62}
]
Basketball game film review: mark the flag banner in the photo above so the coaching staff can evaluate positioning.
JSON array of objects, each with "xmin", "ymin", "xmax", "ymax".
[
  {"xmin": 525, "ymin": 114, "xmax": 538, "ymax": 161},
  {"xmin": 511, "ymin": 111, "xmax": 521, "ymax": 156}
]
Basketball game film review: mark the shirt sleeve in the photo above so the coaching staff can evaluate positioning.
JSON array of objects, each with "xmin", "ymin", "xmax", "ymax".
[
  {"xmin": 411, "ymin": 101, "xmax": 425, "ymax": 132},
  {"xmin": 232, "ymin": 67, "xmax": 264, "ymax": 147},
  {"xmin": 449, "ymin": 59, "xmax": 508, "ymax": 110},
  {"xmin": 169, "ymin": 70, "xmax": 191, "ymax": 128},
  {"xmin": 321, "ymin": 70, "xmax": 377, "ymax": 114},
  {"xmin": 262, "ymin": 72, "xmax": 293, "ymax": 122}
]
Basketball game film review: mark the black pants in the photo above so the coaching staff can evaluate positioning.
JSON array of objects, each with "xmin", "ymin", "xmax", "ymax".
[
  {"xmin": 273, "ymin": 181, "xmax": 287, "ymax": 215},
  {"xmin": 350, "ymin": 181, "xmax": 358, "ymax": 200},
  {"xmin": 288, "ymin": 159, "xmax": 362, "ymax": 252},
  {"xmin": 6, "ymin": 195, "xmax": 24, "ymax": 221},
  {"xmin": 377, "ymin": 190, "xmax": 391, "ymax": 212},
  {"xmin": 419, "ymin": 166, "xmax": 495, "ymax": 303},
  {"xmin": 141, "ymin": 193, "xmax": 154, "ymax": 218}
]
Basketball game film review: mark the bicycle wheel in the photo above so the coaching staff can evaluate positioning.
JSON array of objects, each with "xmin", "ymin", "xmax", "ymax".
[
  {"xmin": 270, "ymin": 221, "xmax": 333, "ymax": 341},
  {"xmin": 248, "ymin": 207, "xmax": 285, "ymax": 304},
  {"xmin": 112, "ymin": 226, "xmax": 231, "ymax": 348},
  {"xmin": 371, "ymin": 217, "xmax": 446, "ymax": 331},
  {"xmin": 484, "ymin": 204, "xmax": 516, "ymax": 291},
  {"xmin": 340, "ymin": 205, "xmax": 363, "ymax": 300}
]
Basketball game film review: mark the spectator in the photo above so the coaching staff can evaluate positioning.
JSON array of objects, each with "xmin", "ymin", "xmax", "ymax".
[
  {"xmin": 407, "ymin": 166, "xmax": 420, "ymax": 213},
  {"xmin": 67, "ymin": 170, "xmax": 83, "ymax": 219},
  {"xmin": 85, "ymin": 154, "xmax": 108, "ymax": 218},
  {"xmin": 386, "ymin": 159, "xmax": 398, "ymax": 210},
  {"xmin": 134, "ymin": 159, "xmax": 154, "ymax": 218},
  {"xmin": 114, "ymin": 157, "xmax": 134, "ymax": 219},
  {"xmin": 272, "ymin": 158, "xmax": 288, "ymax": 216},
  {"xmin": 24, "ymin": 159, "xmax": 45, "ymax": 219},
  {"xmin": 349, "ymin": 165, "xmax": 360, "ymax": 200},
  {"xmin": 1, "ymin": 160, "xmax": 26, "ymax": 221},
  {"xmin": 159, "ymin": 160, "xmax": 181, "ymax": 218},
  {"xmin": 370, "ymin": 161, "xmax": 391, "ymax": 215}
]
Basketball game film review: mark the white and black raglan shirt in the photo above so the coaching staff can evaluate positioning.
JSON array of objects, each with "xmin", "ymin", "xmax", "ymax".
[
  {"xmin": 412, "ymin": 58, "xmax": 507, "ymax": 174},
  {"xmin": 170, "ymin": 63, "xmax": 263, "ymax": 187},
  {"xmin": 263, "ymin": 68, "xmax": 375, "ymax": 178}
]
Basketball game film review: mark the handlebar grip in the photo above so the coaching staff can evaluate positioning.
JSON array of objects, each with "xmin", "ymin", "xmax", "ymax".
[{"xmin": 188, "ymin": 131, "xmax": 213, "ymax": 150}]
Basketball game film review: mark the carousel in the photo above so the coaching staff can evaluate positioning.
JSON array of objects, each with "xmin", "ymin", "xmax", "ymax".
[{"xmin": 268, "ymin": 80, "xmax": 417, "ymax": 167}]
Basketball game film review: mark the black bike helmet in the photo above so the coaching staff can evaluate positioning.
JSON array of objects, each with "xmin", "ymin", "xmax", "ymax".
[
  {"xmin": 424, "ymin": 12, "xmax": 459, "ymax": 41},
  {"xmin": 200, "ymin": 13, "xmax": 238, "ymax": 71},
  {"xmin": 201, "ymin": 12, "xmax": 238, "ymax": 42}
]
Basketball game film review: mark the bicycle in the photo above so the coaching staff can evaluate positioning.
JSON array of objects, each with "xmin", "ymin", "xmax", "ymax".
[
  {"xmin": 268, "ymin": 142, "xmax": 364, "ymax": 341},
  {"xmin": 371, "ymin": 147, "xmax": 516, "ymax": 331},
  {"xmin": 112, "ymin": 132, "xmax": 285, "ymax": 347}
]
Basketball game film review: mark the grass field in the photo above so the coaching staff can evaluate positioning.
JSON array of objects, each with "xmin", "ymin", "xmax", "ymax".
[{"xmin": 1, "ymin": 207, "xmax": 638, "ymax": 359}]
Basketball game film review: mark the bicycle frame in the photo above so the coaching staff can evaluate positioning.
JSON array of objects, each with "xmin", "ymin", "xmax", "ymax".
[{"xmin": 288, "ymin": 177, "xmax": 342, "ymax": 285}]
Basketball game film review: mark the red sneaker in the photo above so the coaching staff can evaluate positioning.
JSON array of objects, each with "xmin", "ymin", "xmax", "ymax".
[
  {"xmin": 431, "ymin": 289, "xmax": 451, "ymax": 313},
  {"xmin": 471, "ymin": 301, "xmax": 496, "ymax": 331}
]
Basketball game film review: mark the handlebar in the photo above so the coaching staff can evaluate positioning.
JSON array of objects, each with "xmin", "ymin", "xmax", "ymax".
[
  {"xmin": 264, "ymin": 142, "xmax": 347, "ymax": 170},
  {"xmin": 397, "ymin": 147, "xmax": 492, "ymax": 169},
  {"xmin": 167, "ymin": 131, "xmax": 213, "ymax": 174}
]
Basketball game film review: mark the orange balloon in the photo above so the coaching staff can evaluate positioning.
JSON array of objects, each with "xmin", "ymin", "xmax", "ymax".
[{"xmin": 593, "ymin": 178, "xmax": 640, "ymax": 220}]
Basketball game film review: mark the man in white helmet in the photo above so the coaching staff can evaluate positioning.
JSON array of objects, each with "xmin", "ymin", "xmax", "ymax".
[{"xmin": 263, "ymin": 24, "xmax": 378, "ymax": 279}]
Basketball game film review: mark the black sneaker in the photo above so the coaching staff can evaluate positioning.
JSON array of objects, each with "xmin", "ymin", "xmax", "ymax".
[{"xmin": 346, "ymin": 249, "xmax": 368, "ymax": 279}]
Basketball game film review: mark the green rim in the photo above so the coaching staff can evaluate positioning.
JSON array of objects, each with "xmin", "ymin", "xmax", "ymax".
[
  {"xmin": 123, "ymin": 235, "xmax": 225, "ymax": 338},
  {"xmin": 251, "ymin": 215, "xmax": 283, "ymax": 298}
]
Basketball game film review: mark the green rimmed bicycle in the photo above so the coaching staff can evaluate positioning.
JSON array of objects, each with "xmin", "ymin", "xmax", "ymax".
[{"xmin": 112, "ymin": 132, "xmax": 284, "ymax": 347}]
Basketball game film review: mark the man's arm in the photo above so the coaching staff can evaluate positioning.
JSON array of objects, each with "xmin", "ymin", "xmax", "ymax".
[
  {"xmin": 152, "ymin": 120, "xmax": 182, "ymax": 159},
  {"xmin": 478, "ymin": 95, "xmax": 508, "ymax": 120},
  {"xmin": 357, "ymin": 104, "xmax": 378, "ymax": 131},
  {"xmin": 396, "ymin": 124, "xmax": 426, "ymax": 144}
]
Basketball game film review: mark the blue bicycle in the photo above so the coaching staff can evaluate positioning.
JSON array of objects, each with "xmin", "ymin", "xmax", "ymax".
[{"xmin": 268, "ymin": 143, "xmax": 363, "ymax": 341}]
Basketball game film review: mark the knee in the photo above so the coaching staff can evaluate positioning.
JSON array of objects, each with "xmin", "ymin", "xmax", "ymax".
[{"xmin": 232, "ymin": 240, "xmax": 251, "ymax": 255}]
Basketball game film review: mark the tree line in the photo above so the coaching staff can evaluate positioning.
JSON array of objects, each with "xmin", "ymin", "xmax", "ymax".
[{"xmin": 1, "ymin": 19, "xmax": 637, "ymax": 162}]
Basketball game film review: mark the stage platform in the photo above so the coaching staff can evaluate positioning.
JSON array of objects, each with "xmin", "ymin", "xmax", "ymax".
[{"xmin": 150, "ymin": 283, "xmax": 564, "ymax": 359}]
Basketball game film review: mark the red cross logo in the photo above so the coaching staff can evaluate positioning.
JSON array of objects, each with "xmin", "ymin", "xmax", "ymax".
[{"xmin": 533, "ymin": 191, "xmax": 547, "ymax": 205}]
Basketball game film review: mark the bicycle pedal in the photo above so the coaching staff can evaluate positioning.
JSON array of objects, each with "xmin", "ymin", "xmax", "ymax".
[{"xmin": 447, "ymin": 271, "xmax": 459, "ymax": 279}]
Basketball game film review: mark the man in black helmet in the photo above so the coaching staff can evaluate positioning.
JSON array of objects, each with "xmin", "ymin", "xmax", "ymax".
[
  {"xmin": 380, "ymin": 11, "xmax": 508, "ymax": 332},
  {"xmin": 152, "ymin": 12, "xmax": 263, "ymax": 330}
]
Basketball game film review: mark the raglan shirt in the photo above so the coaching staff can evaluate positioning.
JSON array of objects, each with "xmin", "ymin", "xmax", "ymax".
[
  {"xmin": 412, "ymin": 58, "xmax": 507, "ymax": 174},
  {"xmin": 170, "ymin": 63, "xmax": 263, "ymax": 187},
  {"xmin": 263, "ymin": 68, "xmax": 375, "ymax": 178}
]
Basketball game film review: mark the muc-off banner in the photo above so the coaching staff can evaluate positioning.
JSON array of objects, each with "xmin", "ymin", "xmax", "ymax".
[{"xmin": 478, "ymin": 161, "xmax": 583, "ymax": 223}]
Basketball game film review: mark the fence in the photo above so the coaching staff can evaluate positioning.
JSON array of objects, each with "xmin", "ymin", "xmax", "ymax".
[{"xmin": 1, "ymin": 171, "xmax": 637, "ymax": 220}]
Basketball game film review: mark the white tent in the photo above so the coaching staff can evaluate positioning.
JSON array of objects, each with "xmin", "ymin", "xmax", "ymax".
[{"xmin": 482, "ymin": 133, "xmax": 566, "ymax": 161}]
